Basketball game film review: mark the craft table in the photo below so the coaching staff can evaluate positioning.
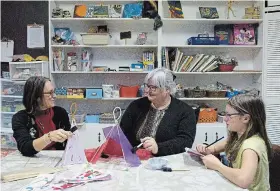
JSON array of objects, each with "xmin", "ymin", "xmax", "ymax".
[{"xmin": 1, "ymin": 151, "xmax": 247, "ymax": 191}]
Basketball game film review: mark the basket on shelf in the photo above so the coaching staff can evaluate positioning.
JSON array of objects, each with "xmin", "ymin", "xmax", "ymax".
[
  {"xmin": 119, "ymin": 85, "xmax": 140, "ymax": 98},
  {"xmin": 198, "ymin": 108, "xmax": 217, "ymax": 123},
  {"xmin": 206, "ymin": 90, "xmax": 227, "ymax": 98},
  {"xmin": 184, "ymin": 86, "xmax": 206, "ymax": 98},
  {"xmin": 80, "ymin": 33, "xmax": 109, "ymax": 45},
  {"xmin": 99, "ymin": 113, "xmax": 115, "ymax": 124},
  {"xmin": 218, "ymin": 64, "xmax": 236, "ymax": 72}
]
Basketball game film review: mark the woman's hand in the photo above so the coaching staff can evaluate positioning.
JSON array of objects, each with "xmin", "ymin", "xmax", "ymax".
[
  {"xmin": 201, "ymin": 154, "xmax": 222, "ymax": 170},
  {"xmin": 196, "ymin": 144, "xmax": 214, "ymax": 155},
  {"xmin": 141, "ymin": 137, "xmax": 158, "ymax": 154},
  {"xmin": 49, "ymin": 129, "xmax": 72, "ymax": 143}
]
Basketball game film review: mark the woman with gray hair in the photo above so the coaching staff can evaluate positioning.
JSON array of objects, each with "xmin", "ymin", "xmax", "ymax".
[{"xmin": 120, "ymin": 68, "xmax": 196, "ymax": 156}]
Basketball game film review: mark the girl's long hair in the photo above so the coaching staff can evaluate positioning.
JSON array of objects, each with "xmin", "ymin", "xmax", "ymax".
[{"xmin": 225, "ymin": 94, "xmax": 272, "ymax": 162}]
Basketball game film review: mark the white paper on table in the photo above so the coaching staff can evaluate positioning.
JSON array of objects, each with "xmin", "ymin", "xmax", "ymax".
[
  {"xmin": 1, "ymin": 40, "xmax": 14, "ymax": 62},
  {"xmin": 27, "ymin": 24, "xmax": 45, "ymax": 48}
]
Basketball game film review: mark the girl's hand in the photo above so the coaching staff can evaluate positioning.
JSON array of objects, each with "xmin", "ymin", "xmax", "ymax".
[
  {"xmin": 196, "ymin": 144, "xmax": 214, "ymax": 155},
  {"xmin": 201, "ymin": 154, "xmax": 222, "ymax": 170}
]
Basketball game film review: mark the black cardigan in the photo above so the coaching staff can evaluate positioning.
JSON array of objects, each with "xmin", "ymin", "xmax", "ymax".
[
  {"xmin": 120, "ymin": 96, "xmax": 197, "ymax": 156},
  {"xmin": 12, "ymin": 106, "xmax": 71, "ymax": 156}
]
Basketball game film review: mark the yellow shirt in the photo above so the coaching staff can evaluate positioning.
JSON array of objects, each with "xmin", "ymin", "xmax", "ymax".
[{"xmin": 232, "ymin": 135, "xmax": 270, "ymax": 191}]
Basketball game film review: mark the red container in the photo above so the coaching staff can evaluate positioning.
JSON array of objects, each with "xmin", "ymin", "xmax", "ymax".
[
  {"xmin": 219, "ymin": 64, "xmax": 236, "ymax": 72},
  {"xmin": 119, "ymin": 85, "xmax": 140, "ymax": 97}
]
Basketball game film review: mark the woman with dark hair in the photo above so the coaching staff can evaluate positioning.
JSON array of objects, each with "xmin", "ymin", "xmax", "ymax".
[
  {"xmin": 196, "ymin": 94, "xmax": 272, "ymax": 191},
  {"xmin": 12, "ymin": 76, "xmax": 72, "ymax": 156}
]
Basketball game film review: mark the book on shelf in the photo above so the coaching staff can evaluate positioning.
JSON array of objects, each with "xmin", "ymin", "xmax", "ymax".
[
  {"xmin": 162, "ymin": 48, "xmax": 220, "ymax": 72},
  {"xmin": 168, "ymin": 1, "xmax": 184, "ymax": 18}
]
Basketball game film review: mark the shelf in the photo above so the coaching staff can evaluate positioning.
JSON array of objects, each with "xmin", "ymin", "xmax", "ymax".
[
  {"xmin": 56, "ymin": 97, "xmax": 229, "ymax": 101},
  {"xmin": 164, "ymin": 45, "xmax": 263, "ymax": 48},
  {"xmin": 51, "ymin": 71, "xmax": 149, "ymax": 74},
  {"xmin": 162, "ymin": 19, "xmax": 263, "ymax": 25},
  {"xmin": 50, "ymin": 18, "xmax": 152, "ymax": 22},
  {"xmin": 9, "ymin": 61, "xmax": 46, "ymax": 64},
  {"xmin": 174, "ymin": 71, "xmax": 262, "ymax": 74},
  {"xmin": 1, "ymin": 112, "xmax": 16, "ymax": 114},
  {"xmin": 0, "ymin": 78, "xmax": 13, "ymax": 83},
  {"xmin": 51, "ymin": 45, "xmax": 158, "ymax": 48},
  {"xmin": 1, "ymin": 128, "xmax": 13, "ymax": 134},
  {"xmin": 1, "ymin": 95, "xmax": 23, "ymax": 98}
]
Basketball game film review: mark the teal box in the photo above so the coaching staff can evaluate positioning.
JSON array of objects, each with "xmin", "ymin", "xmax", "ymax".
[
  {"xmin": 86, "ymin": 88, "xmax": 103, "ymax": 99},
  {"xmin": 85, "ymin": 115, "xmax": 100, "ymax": 123}
]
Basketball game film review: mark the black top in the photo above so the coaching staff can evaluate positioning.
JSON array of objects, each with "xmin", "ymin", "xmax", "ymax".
[
  {"xmin": 12, "ymin": 106, "xmax": 71, "ymax": 156},
  {"xmin": 120, "ymin": 96, "xmax": 197, "ymax": 156}
]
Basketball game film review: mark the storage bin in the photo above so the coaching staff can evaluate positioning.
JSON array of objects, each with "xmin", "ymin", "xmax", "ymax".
[
  {"xmin": 80, "ymin": 33, "xmax": 109, "ymax": 45},
  {"xmin": 9, "ymin": 61, "xmax": 49, "ymax": 81},
  {"xmin": 198, "ymin": 108, "xmax": 217, "ymax": 123},
  {"xmin": 184, "ymin": 87, "xmax": 206, "ymax": 98},
  {"xmin": 187, "ymin": 35, "xmax": 219, "ymax": 45},
  {"xmin": 67, "ymin": 88, "xmax": 85, "ymax": 99},
  {"xmin": 85, "ymin": 115, "xmax": 100, "ymax": 123},
  {"xmin": 1, "ymin": 82, "xmax": 24, "ymax": 96},
  {"xmin": 99, "ymin": 112, "xmax": 115, "ymax": 124},
  {"xmin": 1, "ymin": 132, "xmax": 17, "ymax": 149},
  {"xmin": 219, "ymin": 64, "xmax": 236, "ymax": 72},
  {"xmin": 119, "ymin": 85, "xmax": 140, "ymax": 97},
  {"xmin": 86, "ymin": 88, "xmax": 103, "ymax": 99},
  {"xmin": 69, "ymin": 114, "xmax": 86, "ymax": 124},
  {"xmin": 206, "ymin": 90, "xmax": 227, "ymax": 98}
]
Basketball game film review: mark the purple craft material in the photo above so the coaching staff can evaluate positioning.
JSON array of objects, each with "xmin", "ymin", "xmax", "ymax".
[{"xmin": 103, "ymin": 125, "xmax": 141, "ymax": 167}]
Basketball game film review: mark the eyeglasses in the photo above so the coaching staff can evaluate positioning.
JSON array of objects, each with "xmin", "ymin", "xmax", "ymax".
[
  {"xmin": 224, "ymin": 113, "xmax": 240, "ymax": 121},
  {"xmin": 43, "ymin": 90, "xmax": 56, "ymax": 97},
  {"xmin": 143, "ymin": 83, "xmax": 158, "ymax": 92}
]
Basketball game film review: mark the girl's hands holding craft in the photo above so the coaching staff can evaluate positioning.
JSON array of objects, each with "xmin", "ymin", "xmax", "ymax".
[
  {"xmin": 196, "ymin": 144, "xmax": 215, "ymax": 155},
  {"xmin": 47, "ymin": 129, "xmax": 72, "ymax": 143},
  {"xmin": 201, "ymin": 154, "xmax": 222, "ymax": 170},
  {"xmin": 141, "ymin": 137, "xmax": 158, "ymax": 154}
]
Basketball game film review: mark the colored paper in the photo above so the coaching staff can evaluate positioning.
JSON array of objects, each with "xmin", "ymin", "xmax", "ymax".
[
  {"xmin": 87, "ymin": 125, "xmax": 141, "ymax": 167},
  {"xmin": 61, "ymin": 131, "xmax": 87, "ymax": 166}
]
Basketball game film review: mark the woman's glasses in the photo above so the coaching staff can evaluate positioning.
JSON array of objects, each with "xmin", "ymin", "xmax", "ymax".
[
  {"xmin": 43, "ymin": 90, "xmax": 56, "ymax": 97},
  {"xmin": 143, "ymin": 83, "xmax": 158, "ymax": 92}
]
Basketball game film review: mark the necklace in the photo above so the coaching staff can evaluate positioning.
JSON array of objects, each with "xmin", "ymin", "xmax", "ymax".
[{"xmin": 37, "ymin": 120, "xmax": 45, "ymax": 129}]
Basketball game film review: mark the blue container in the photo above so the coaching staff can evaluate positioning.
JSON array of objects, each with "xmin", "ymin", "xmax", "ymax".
[
  {"xmin": 225, "ymin": 90, "xmax": 239, "ymax": 98},
  {"xmin": 187, "ymin": 36, "xmax": 219, "ymax": 45},
  {"xmin": 86, "ymin": 88, "xmax": 103, "ymax": 99},
  {"xmin": 85, "ymin": 115, "xmax": 100, "ymax": 123}
]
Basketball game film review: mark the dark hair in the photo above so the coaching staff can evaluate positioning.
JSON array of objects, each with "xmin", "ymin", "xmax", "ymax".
[
  {"xmin": 225, "ymin": 94, "xmax": 272, "ymax": 162},
  {"xmin": 23, "ymin": 76, "xmax": 50, "ymax": 114}
]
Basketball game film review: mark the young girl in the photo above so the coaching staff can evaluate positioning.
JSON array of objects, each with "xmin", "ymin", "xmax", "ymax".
[{"xmin": 196, "ymin": 94, "xmax": 272, "ymax": 191}]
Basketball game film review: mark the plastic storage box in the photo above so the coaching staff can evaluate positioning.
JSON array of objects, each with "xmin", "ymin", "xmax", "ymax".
[
  {"xmin": 9, "ymin": 61, "xmax": 49, "ymax": 81},
  {"xmin": 80, "ymin": 33, "xmax": 109, "ymax": 45}
]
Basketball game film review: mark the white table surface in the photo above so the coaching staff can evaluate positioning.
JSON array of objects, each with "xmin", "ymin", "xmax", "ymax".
[{"xmin": 1, "ymin": 150, "xmax": 246, "ymax": 191}]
